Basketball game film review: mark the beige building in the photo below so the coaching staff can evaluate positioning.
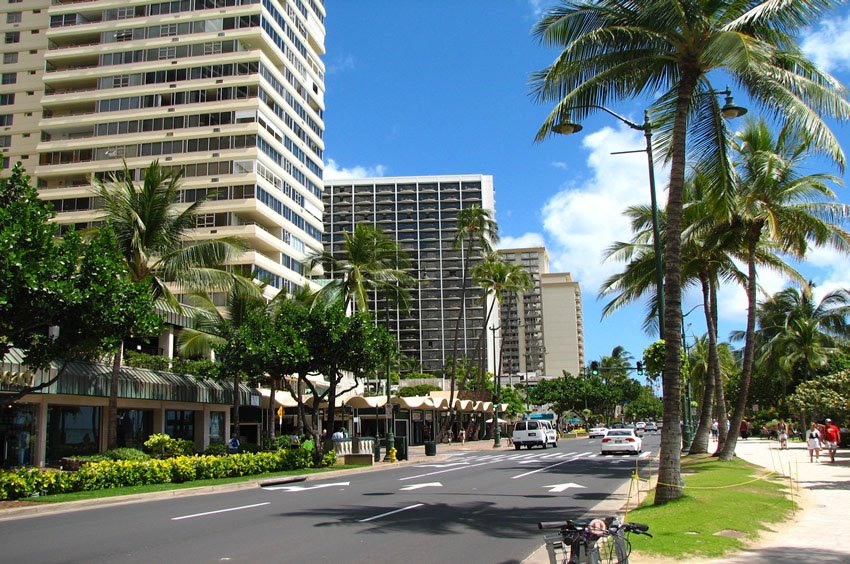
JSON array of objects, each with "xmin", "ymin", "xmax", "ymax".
[
  {"xmin": 2, "ymin": 0, "xmax": 327, "ymax": 297},
  {"xmin": 498, "ymin": 247, "xmax": 584, "ymax": 381}
]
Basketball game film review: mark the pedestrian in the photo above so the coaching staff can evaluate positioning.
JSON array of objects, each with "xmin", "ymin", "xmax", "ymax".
[
  {"xmin": 823, "ymin": 418, "xmax": 841, "ymax": 463},
  {"xmin": 807, "ymin": 422, "xmax": 822, "ymax": 462},
  {"xmin": 739, "ymin": 419, "xmax": 749, "ymax": 440},
  {"xmin": 228, "ymin": 434, "xmax": 240, "ymax": 454},
  {"xmin": 447, "ymin": 428, "xmax": 454, "ymax": 444},
  {"xmin": 778, "ymin": 418, "xmax": 789, "ymax": 450},
  {"xmin": 332, "ymin": 428, "xmax": 344, "ymax": 440},
  {"xmin": 710, "ymin": 420, "xmax": 719, "ymax": 441},
  {"xmin": 458, "ymin": 427, "xmax": 466, "ymax": 445}
]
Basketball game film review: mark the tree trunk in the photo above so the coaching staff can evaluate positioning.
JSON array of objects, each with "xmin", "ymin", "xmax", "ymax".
[
  {"xmin": 655, "ymin": 73, "xmax": 696, "ymax": 504},
  {"xmin": 267, "ymin": 377, "xmax": 277, "ymax": 442},
  {"xmin": 719, "ymin": 231, "xmax": 760, "ymax": 460},
  {"xmin": 709, "ymin": 280, "xmax": 729, "ymax": 451},
  {"xmin": 442, "ymin": 239, "xmax": 470, "ymax": 440},
  {"xmin": 107, "ymin": 340, "xmax": 124, "ymax": 451},
  {"xmin": 689, "ymin": 275, "xmax": 715, "ymax": 454},
  {"xmin": 324, "ymin": 368, "xmax": 338, "ymax": 448},
  {"xmin": 232, "ymin": 371, "xmax": 241, "ymax": 441}
]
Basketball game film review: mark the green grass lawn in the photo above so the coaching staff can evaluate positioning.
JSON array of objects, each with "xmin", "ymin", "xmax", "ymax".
[
  {"xmin": 627, "ymin": 455, "xmax": 794, "ymax": 560},
  {"xmin": 25, "ymin": 465, "xmax": 358, "ymax": 504}
]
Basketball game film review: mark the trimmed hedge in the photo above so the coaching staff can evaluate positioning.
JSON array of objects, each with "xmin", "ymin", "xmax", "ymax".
[{"xmin": 0, "ymin": 447, "xmax": 322, "ymax": 501}]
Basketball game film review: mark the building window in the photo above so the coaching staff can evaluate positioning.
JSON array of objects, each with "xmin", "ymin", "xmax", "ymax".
[
  {"xmin": 0, "ymin": 114, "xmax": 12, "ymax": 126},
  {"xmin": 4, "ymin": 31, "xmax": 20, "ymax": 44},
  {"xmin": 3, "ymin": 52, "xmax": 17, "ymax": 64},
  {"xmin": 114, "ymin": 29, "xmax": 133, "ymax": 41},
  {"xmin": 160, "ymin": 23, "xmax": 178, "ymax": 37},
  {"xmin": 1, "ymin": 73, "xmax": 16, "ymax": 85},
  {"xmin": 0, "ymin": 94, "xmax": 14, "ymax": 105},
  {"xmin": 209, "ymin": 412, "xmax": 225, "ymax": 444},
  {"xmin": 0, "ymin": 135, "xmax": 10, "ymax": 148},
  {"xmin": 116, "ymin": 409, "xmax": 153, "ymax": 449},
  {"xmin": 158, "ymin": 46, "xmax": 177, "ymax": 59},
  {"xmin": 0, "ymin": 404, "xmax": 37, "ymax": 468},
  {"xmin": 6, "ymin": 12, "xmax": 21, "ymax": 23},
  {"xmin": 46, "ymin": 406, "xmax": 101, "ymax": 462},
  {"xmin": 165, "ymin": 410, "xmax": 195, "ymax": 441}
]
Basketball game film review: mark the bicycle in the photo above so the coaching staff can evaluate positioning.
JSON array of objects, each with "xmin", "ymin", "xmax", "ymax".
[{"xmin": 538, "ymin": 516, "xmax": 651, "ymax": 564}]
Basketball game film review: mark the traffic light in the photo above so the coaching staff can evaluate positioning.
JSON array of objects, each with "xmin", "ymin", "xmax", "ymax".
[
  {"xmin": 636, "ymin": 361, "xmax": 644, "ymax": 375},
  {"xmin": 590, "ymin": 361, "xmax": 599, "ymax": 376}
]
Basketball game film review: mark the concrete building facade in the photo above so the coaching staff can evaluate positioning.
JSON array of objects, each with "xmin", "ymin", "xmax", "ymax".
[
  {"xmin": 323, "ymin": 175, "xmax": 498, "ymax": 376},
  {"xmin": 2, "ymin": 0, "xmax": 327, "ymax": 296},
  {"xmin": 498, "ymin": 247, "xmax": 585, "ymax": 382}
]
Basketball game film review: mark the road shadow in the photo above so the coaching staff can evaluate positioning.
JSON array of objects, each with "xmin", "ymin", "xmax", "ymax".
[{"xmin": 727, "ymin": 546, "xmax": 850, "ymax": 563}]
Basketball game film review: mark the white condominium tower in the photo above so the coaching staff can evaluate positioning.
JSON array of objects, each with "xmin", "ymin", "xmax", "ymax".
[
  {"xmin": 498, "ymin": 247, "xmax": 585, "ymax": 379},
  {"xmin": 324, "ymin": 175, "xmax": 498, "ymax": 376},
  {"xmin": 2, "ymin": 0, "xmax": 326, "ymax": 295}
]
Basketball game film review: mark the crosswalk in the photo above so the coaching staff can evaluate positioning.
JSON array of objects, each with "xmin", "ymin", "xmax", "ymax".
[{"xmin": 436, "ymin": 449, "xmax": 652, "ymax": 467}]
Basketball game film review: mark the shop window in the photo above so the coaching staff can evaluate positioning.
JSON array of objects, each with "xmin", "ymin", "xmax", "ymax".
[
  {"xmin": 46, "ymin": 406, "xmax": 101, "ymax": 462},
  {"xmin": 165, "ymin": 409, "xmax": 195, "ymax": 441}
]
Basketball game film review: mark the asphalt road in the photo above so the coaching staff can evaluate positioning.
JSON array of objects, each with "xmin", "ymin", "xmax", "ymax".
[{"xmin": 0, "ymin": 435, "xmax": 659, "ymax": 564}]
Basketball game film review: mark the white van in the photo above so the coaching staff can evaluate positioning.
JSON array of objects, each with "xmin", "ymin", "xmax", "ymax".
[{"xmin": 512, "ymin": 420, "xmax": 558, "ymax": 450}]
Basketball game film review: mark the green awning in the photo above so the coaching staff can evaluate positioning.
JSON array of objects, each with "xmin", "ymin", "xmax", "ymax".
[{"xmin": 2, "ymin": 350, "xmax": 257, "ymax": 405}]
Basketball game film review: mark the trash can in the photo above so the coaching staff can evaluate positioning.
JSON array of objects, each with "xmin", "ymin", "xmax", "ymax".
[
  {"xmin": 393, "ymin": 436, "xmax": 408, "ymax": 461},
  {"xmin": 424, "ymin": 440, "xmax": 437, "ymax": 456},
  {"xmin": 373, "ymin": 438, "xmax": 381, "ymax": 462}
]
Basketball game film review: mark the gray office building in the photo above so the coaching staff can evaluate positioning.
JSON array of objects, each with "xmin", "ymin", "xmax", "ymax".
[{"xmin": 323, "ymin": 175, "xmax": 497, "ymax": 375}]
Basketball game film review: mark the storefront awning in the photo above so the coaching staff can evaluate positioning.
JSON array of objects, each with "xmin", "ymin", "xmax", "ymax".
[{"xmin": 2, "ymin": 349, "xmax": 257, "ymax": 405}]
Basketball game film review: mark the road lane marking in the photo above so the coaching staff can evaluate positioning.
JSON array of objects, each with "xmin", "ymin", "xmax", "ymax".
[
  {"xmin": 511, "ymin": 453, "xmax": 591, "ymax": 479},
  {"xmin": 399, "ymin": 482, "xmax": 442, "ymax": 491},
  {"xmin": 413, "ymin": 462, "xmax": 469, "ymax": 468},
  {"xmin": 172, "ymin": 502, "xmax": 270, "ymax": 521},
  {"xmin": 400, "ymin": 459, "xmax": 500, "ymax": 481},
  {"xmin": 262, "ymin": 481, "xmax": 350, "ymax": 492},
  {"xmin": 544, "ymin": 483, "xmax": 586, "ymax": 493},
  {"xmin": 639, "ymin": 451, "xmax": 652, "ymax": 459},
  {"xmin": 359, "ymin": 503, "xmax": 424, "ymax": 523}
]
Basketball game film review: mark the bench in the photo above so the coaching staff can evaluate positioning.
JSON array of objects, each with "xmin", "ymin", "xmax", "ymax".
[{"xmin": 343, "ymin": 453, "xmax": 374, "ymax": 466}]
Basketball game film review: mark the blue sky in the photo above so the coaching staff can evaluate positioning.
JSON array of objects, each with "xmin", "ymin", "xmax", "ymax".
[{"xmin": 321, "ymin": 1, "xmax": 850, "ymax": 367}]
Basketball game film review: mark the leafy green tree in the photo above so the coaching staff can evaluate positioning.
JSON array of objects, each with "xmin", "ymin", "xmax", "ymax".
[
  {"xmin": 1, "ymin": 165, "xmax": 160, "ymax": 402},
  {"xmin": 532, "ymin": 0, "xmax": 850, "ymax": 504},
  {"xmin": 398, "ymin": 384, "xmax": 441, "ymax": 397},
  {"xmin": 788, "ymin": 370, "xmax": 850, "ymax": 421},
  {"xmin": 625, "ymin": 386, "xmax": 663, "ymax": 421},
  {"xmin": 718, "ymin": 121, "xmax": 850, "ymax": 461}
]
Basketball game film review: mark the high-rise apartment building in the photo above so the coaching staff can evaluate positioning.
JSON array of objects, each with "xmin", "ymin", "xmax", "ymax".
[
  {"xmin": 2, "ymin": 0, "xmax": 326, "ymax": 295},
  {"xmin": 323, "ymin": 175, "xmax": 497, "ymax": 375},
  {"xmin": 498, "ymin": 247, "xmax": 585, "ymax": 380}
]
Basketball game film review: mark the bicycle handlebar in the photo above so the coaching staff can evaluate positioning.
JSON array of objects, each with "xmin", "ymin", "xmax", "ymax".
[
  {"xmin": 538, "ymin": 520, "xmax": 651, "ymax": 535},
  {"xmin": 538, "ymin": 521, "xmax": 573, "ymax": 530}
]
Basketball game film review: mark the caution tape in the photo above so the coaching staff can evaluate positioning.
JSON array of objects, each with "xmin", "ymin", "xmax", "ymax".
[{"xmin": 633, "ymin": 470, "xmax": 778, "ymax": 489}]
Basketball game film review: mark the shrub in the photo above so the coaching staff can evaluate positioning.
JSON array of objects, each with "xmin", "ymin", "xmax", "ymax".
[
  {"xmin": 143, "ymin": 433, "xmax": 194, "ymax": 458},
  {"xmin": 322, "ymin": 450, "xmax": 337, "ymax": 467},
  {"xmin": 104, "ymin": 448, "xmax": 149, "ymax": 461},
  {"xmin": 204, "ymin": 442, "xmax": 228, "ymax": 456}
]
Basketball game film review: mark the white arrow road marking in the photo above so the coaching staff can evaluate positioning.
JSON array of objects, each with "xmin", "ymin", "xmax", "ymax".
[
  {"xmin": 512, "ymin": 452, "xmax": 591, "ymax": 479},
  {"xmin": 399, "ymin": 482, "xmax": 443, "ymax": 491},
  {"xmin": 359, "ymin": 503, "xmax": 424, "ymax": 523},
  {"xmin": 401, "ymin": 459, "xmax": 501, "ymax": 481},
  {"xmin": 639, "ymin": 451, "xmax": 652, "ymax": 459},
  {"xmin": 172, "ymin": 502, "xmax": 270, "ymax": 521},
  {"xmin": 263, "ymin": 481, "xmax": 350, "ymax": 492},
  {"xmin": 544, "ymin": 483, "xmax": 586, "ymax": 493}
]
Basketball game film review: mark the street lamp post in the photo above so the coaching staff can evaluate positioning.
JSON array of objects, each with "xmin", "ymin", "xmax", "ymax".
[
  {"xmin": 384, "ymin": 296, "xmax": 395, "ymax": 462},
  {"xmin": 552, "ymin": 88, "xmax": 747, "ymax": 340},
  {"xmin": 680, "ymin": 304, "xmax": 703, "ymax": 450},
  {"xmin": 491, "ymin": 324, "xmax": 501, "ymax": 448}
]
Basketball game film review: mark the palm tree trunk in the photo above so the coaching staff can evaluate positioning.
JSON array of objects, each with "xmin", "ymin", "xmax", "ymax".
[
  {"xmin": 107, "ymin": 340, "xmax": 124, "ymax": 450},
  {"xmin": 711, "ymin": 280, "xmax": 729, "ymax": 451},
  {"xmin": 719, "ymin": 231, "xmax": 760, "ymax": 460},
  {"xmin": 689, "ymin": 275, "xmax": 716, "ymax": 454},
  {"xmin": 655, "ymin": 75, "xmax": 695, "ymax": 504},
  {"xmin": 443, "ymin": 240, "xmax": 470, "ymax": 439},
  {"xmin": 267, "ymin": 377, "xmax": 277, "ymax": 442},
  {"xmin": 232, "ymin": 372, "xmax": 241, "ymax": 441}
]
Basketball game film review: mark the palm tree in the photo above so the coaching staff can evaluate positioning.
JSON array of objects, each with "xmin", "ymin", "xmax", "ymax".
[
  {"xmin": 717, "ymin": 120, "xmax": 850, "ymax": 461},
  {"xmin": 471, "ymin": 255, "xmax": 532, "ymax": 395},
  {"xmin": 758, "ymin": 285, "xmax": 850, "ymax": 395},
  {"xmin": 532, "ymin": 0, "xmax": 849, "ymax": 502},
  {"xmin": 443, "ymin": 205, "xmax": 498, "ymax": 438},
  {"xmin": 306, "ymin": 223, "xmax": 412, "ymax": 314},
  {"xmin": 92, "ymin": 160, "xmax": 248, "ymax": 449}
]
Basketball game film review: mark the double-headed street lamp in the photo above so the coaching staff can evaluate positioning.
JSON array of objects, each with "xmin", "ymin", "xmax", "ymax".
[{"xmin": 551, "ymin": 89, "xmax": 747, "ymax": 340}]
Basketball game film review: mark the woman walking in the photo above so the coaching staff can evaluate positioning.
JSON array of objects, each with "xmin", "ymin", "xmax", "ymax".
[
  {"xmin": 778, "ymin": 419, "xmax": 789, "ymax": 450},
  {"xmin": 807, "ymin": 422, "xmax": 822, "ymax": 462}
]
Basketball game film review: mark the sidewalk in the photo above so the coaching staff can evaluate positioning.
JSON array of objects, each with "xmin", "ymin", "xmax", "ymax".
[
  {"xmin": 525, "ymin": 438, "xmax": 850, "ymax": 564},
  {"xmin": 706, "ymin": 437, "xmax": 850, "ymax": 563}
]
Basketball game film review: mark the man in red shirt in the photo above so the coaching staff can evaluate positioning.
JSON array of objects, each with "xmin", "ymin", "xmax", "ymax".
[{"xmin": 823, "ymin": 419, "xmax": 841, "ymax": 463}]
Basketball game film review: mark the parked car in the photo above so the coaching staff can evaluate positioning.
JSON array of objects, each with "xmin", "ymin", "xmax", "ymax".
[
  {"xmin": 635, "ymin": 422, "xmax": 647, "ymax": 429},
  {"xmin": 587, "ymin": 426, "xmax": 608, "ymax": 439},
  {"xmin": 645, "ymin": 422, "xmax": 659, "ymax": 433},
  {"xmin": 600, "ymin": 429, "xmax": 643, "ymax": 455},
  {"xmin": 512, "ymin": 420, "xmax": 558, "ymax": 449}
]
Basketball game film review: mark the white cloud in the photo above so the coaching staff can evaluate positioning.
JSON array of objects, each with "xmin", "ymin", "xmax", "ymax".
[
  {"xmin": 326, "ymin": 54, "xmax": 356, "ymax": 75},
  {"xmin": 497, "ymin": 232, "xmax": 547, "ymax": 251},
  {"xmin": 527, "ymin": 0, "xmax": 548, "ymax": 18},
  {"xmin": 715, "ymin": 266, "xmax": 788, "ymax": 325},
  {"xmin": 551, "ymin": 161, "xmax": 568, "ymax": 169},
  {"xmin": 539, "ymin": 124, "xmax": 666, "ymax": 290},
  {"xmin": 801, "ymin": 15, "xmax": 850, "ymax": 73},
  {"xmin": 323, "ymin": 158, "xmax": 387, "ymax": 181},
  {"xmin": 800, "ymin": 246, "xmax": 850, "ymax": 299}
]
